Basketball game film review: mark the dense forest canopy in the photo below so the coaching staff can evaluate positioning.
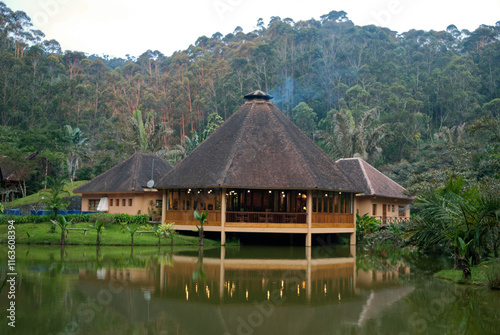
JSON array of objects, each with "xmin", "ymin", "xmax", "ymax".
[{"xmin": 0, "ymin": 2, "xmax": 498, "ymax": 198}]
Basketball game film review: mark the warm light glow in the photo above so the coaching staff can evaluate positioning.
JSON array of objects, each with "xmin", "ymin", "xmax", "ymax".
[
  {"xmin": 325, "ymin": 194, "xmax": 328, "ymax": 197},
  {"xmin": 297, "ymin": 285, "xmax": 300, "ymax": 296},
  {"xmin": 302, "ymin": 281, "xmax": 306, "ymax": 289},
  {"xmin": 301, "ymin": 194, "xmax": 307, "ymax": 199},
  {"xmin": 280, "ymin": 289, "xmax": 283, "ymax": 299},
  {"xmin": 324, "ymin": 284, "xmax": 327, "ymax": 295},
  {"xmin": 269, "ymin": 190, "xmax": 272, "ymax": 193},
  {"xmin": 282, "ymin": 194, "xmax": 285, "ymax": 198},
  {"xmin": 267, "ymin": 290, "xmax": 270, "ymax": 300},
  {"xmin": 248, "ymin": 190, "xmax": 250, "ymax": 193},
  {"xmin": 338, "ymin": 293, "xmax": 341, "ymax": 301},
  {"xmin": 195, "ymin": 283, "xmax": 198, "ymax": 293},
  {"xmin": 303, "ymin": 207, "xmax": 307, "ymax": 211},
  {"xmin": 281, "ymin": 280, "xmax": 284, "ymax": 288},
  {"xmin": 246, "ymin": 289, "xmax": 249, "ymax": 301}
]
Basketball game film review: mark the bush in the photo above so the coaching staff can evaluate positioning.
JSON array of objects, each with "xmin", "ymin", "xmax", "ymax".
[
  {"xmin": 485, "ymin": 262, "xmax": 500, "ymax": 289},
  {"xmin": 89, "ymin": 213, "xmax": 115, "ymax": 225},
  {"xmin": 113, "ymin": 213, "xmax": 149, "ymax": 225}
]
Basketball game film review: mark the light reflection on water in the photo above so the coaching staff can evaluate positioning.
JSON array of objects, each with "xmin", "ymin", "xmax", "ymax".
[{"xmin": 0, "ymin": 244, "xmax": 499, "ymax": 335}]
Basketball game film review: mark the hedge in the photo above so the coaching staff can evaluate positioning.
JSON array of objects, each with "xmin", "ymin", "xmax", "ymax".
[{"xmin": 0, "ymin": 213, "xmax": 151, "ymax": 225}]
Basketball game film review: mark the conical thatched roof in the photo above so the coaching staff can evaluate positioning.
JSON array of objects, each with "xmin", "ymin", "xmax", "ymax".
[
  {"xmin": 74, "ymin": 152, "xmax": 172, "ymax": 193},
  {"xmin": 157, "ymin": 93, "xmax": 359, "ymax": 191},
  {"xmin": 335, "ymin": 158, "xmax": 411, "ymax": 199}
]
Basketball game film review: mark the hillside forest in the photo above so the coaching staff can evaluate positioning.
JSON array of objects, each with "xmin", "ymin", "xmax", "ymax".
[{"xmin": 0, "ymin": 3, "xmax": 498, "ymax": 200}]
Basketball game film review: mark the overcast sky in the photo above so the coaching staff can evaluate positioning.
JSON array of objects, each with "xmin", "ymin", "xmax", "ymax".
[{"xmin": 4, "ymin": 0, "xmax": 500, "ymax": 58}]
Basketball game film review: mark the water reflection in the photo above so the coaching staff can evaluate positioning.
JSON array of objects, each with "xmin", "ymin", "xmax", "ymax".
[
  {"xmin": 74, "ymin": 245, "xmax": 413, "ymax": 334},
  {"xmin": 2, "ymin": 245, "xmax": 499, "ymax": 335}
]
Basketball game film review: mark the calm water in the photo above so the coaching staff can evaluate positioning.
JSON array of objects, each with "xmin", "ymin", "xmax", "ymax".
[{"xmin": 1, "ymin": 244, "xmax": 499, "ymax": 335}]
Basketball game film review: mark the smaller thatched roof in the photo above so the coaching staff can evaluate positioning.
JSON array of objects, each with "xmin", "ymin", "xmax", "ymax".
[
  {"xmin": 335, "ymin": 158, "xmax": 411, "ymax": 200},
  {"xmin": 74, "ymin": 152, "xmax": 172, "ymax": 193}
]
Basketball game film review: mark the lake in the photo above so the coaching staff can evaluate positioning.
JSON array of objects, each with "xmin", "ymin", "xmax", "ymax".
[{"xmin": 1, "ymin": 243, "xmax": 499, "ymax": 335}]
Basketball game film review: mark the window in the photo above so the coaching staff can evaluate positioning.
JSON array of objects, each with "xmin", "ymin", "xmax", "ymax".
[
  {"xmin": 116, "ymin": 199, "xmax": 119, "ymax": 206},
  {"xmin": 156, "ymin": 200, "xmax": 162, "ymax": 208},
  {"xmin": 110, "ymin": 199, "xmax": 113, "ymax": 206},
  {"xmin": 372, "ymin": 204, "xmax": 377, "ymax": 216},
  {"xmin": 122, "ymin": 199, "xmax": 126, "ymax": 206},
  {"xmin": 129, "ymin": 199, "xmax": 133, "ymax": 206},
  {"xmin": 392, "ymin": 205, "xmax": 395, "ymax": 212},
  {"xmin": 398, "ymin": 206, "xmax": 406, "ymax": 217},
  {"xmin": 89, "ymin": 199, "xmax": 100, "ymax": 211}
]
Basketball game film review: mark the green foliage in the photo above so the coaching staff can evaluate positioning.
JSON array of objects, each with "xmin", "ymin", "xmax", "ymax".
[
  {"xmin": 51, "ymin": 215, "xmax": 73, "ymax": 245},
  {"xmin": 0, "ymin": 202, "xmax": 3, "ymax": 214},
  {"xmin": 356, "ymin": 211, "xmax": 380, "ymax": 241},
  {"xmin": 40, "ymin": 176, "xmax": 70, "ymax": 218},
  {"xmin": 194, "ymin": 209, "xmax": 208, "ymax": 246},
  {"xmin": 406, "ymin": 176, "xmax": 500, "ymax": 271},
  {"xmin": 485, "ymin": 262, "xmax": 500, "ymax": 289}
]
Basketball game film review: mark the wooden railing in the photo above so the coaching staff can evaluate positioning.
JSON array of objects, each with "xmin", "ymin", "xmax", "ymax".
[
  {"xmin": 312, "ymin": 213, "xmax": 354, "ymax": 224},
  {"xmin": 226, "ymin": 212, "xmax": 307, "ymax": 224},
  {"xmin": 376, "ymin": 216, "xmax": 410, "ymax": 225},
  {"xmin": 165, "ymin": 210, "xmax": 221, "ymax": 226}
]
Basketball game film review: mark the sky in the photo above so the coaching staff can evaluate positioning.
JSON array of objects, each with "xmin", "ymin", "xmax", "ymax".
[{"xmin": 4, "ymin": 0, "xmax": 500, "ymax": 58}]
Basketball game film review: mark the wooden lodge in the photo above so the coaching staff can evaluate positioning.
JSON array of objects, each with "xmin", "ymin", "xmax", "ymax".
[{"xmin": 157, "ymin": 91, "xmax": 362, "ymax": 246}]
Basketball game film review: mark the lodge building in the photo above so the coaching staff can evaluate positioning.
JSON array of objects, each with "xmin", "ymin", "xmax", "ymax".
[{"xmin": 157, "ymin": 91, "xmax": 362, "ymax": 246}]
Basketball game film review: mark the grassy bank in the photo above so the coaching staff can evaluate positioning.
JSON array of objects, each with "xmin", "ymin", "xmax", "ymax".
[
  {"xmin": 3, "ymin": 180, "xmax": 88, "ymax": 208},
  {"xmin": 0, "ymin": 222, "xmax": 219, "ymax": 246},
  {"xmin": 434, "ymin": 259, "xmax": 500, "ymax": 289}
]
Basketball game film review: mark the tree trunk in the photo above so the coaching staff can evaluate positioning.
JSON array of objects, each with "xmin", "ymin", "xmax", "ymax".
[
  {"xmin": 199, "ymin": 226, "xmax": 204, "ymax": 247},
  {"xmin": 60, "ymin": 229, "xmax": 65, "ymax": 245}
]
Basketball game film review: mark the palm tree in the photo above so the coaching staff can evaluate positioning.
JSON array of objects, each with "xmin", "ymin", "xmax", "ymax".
[
  {"xmin": 64, "ymin": 125, "xmax": 88, "ymax": 180},
  {"xmin": 41, "ymin": 175, "xmax": 70, "ymax": 219},
  {"xmin": 406, "ymin": 176, "xmax": 500, "ymax": 278},
  {"xmin": 194, "ymin": 209, "xmax": 208, "ymax": 247},
  {"xmin": 51, "ymin": 216, "xmax": 72, "ymax": 245},
  {"xmin": 320, "ymin": 108, "xmax": 390, "ymax": 162}
]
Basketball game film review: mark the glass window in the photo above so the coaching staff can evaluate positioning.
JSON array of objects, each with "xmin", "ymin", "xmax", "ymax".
[
  {"xmin": 89, "ymin": 199, "xmax": 99, "ymax": 211},
  {"xmin": 129, "ymin": 199, "xmax": 133, "ymax": 206},
  {"xmin": 372, "ymin": 204, "xmax": 377, "ymax": 215},
  {"xmin": 122, "ymin": 199, "xmax": 126, "ymax": 206},
  {"xmin": 399, "ymin": 206, "xmax": 406, "ymax": 217},
  {"xmin": 110, "ymin": 199, "xmax": 113, "ymax": 206}
]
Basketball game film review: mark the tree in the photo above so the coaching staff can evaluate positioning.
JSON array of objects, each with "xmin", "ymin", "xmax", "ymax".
[
  {"xmin": 64, "ymin": 125, "xmax": 88, "ymax": 180},
  {"xmin": 406, "ymin": 176, "xmax": 500, "ymax": 279},
  {"xmin": 51, "ymin": 216, "xmax": 72, "ymax": 245},
  {"xmin": 293, "ymin": 102, "xmax": 317, "ymax": 139},
  {"xmin": 320, "ymin": 108, "xmax": 390, "ymax": 162},
  {"xmin": 194, "ymin": 209, "xmax": 208, "ymax": 247},
  {"xmin": 89, "ymin": 220, "xmax": 105, "ymax": 246},
  {"xmin": 41, "ymin": 176, "xmax": 70, "ymax": 219}
]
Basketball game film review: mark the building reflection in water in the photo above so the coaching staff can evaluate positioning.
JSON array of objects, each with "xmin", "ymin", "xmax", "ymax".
[{"xmin": 77, "ymin": 245, "xmax": 413, "ymax": 333}]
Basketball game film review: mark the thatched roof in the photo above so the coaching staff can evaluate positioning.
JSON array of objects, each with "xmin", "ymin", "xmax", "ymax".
[
  {"xmin": 157, "ymin": 92, "xmax": 360, "ymax": 191},
  {"xmin": 335, "ymin": 158, "xmax": 411, "ymax": 199},
  {"xmin": 74, "ymin": 152, "xmax": 172, "ymax": 193}
]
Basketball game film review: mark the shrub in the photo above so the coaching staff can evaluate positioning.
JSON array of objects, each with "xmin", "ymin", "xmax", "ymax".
[{"xmin": 485, "ymin": 262, "xmax": 500, "ymax": 289}]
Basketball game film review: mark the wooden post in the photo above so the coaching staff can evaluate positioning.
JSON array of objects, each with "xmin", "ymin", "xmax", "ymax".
[
  {"xmin": 351, "ymin": 193, "xmax": 356, "ymax": 245},
  {"xmin": 306, "ymin": 190, "xmax": 312, "ymax": 247},
  {"xmin": 221, "ymin": 188, "xmax": 226, "ymax": 246},
  {"xmin": 161, "ymin": 189, "xmax": 167, "ymax": 223}
]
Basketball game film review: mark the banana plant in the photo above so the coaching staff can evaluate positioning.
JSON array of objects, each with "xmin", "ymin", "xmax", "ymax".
[
  {"xmin": 89, "ymin": 221, "xmax": 105, "ymax": 246},
  {"xmin": 51, "ymin": 216, "xmax": 72, "ymax": 245},
  {"xmin": 194, "ymin": 210, "xmax": 208, "ymax": 247}
]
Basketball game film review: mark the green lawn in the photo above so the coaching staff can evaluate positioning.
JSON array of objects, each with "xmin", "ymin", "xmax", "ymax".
[
  {"xmin": 434, "ymin": 259, "xmax": 500, "ymax": 288},
  {"xmin": 0, "ymin": 222, "xmax": 218, "ymax": 246},
  {"xmin": 4, "ymin": 180, "xmax": 88, "ymax": 208}
]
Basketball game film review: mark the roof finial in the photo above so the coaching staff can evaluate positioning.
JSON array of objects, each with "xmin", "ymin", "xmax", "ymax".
[{"xmin": 244, "ymin": 90, "xmax": 273, "ymax": 100}]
